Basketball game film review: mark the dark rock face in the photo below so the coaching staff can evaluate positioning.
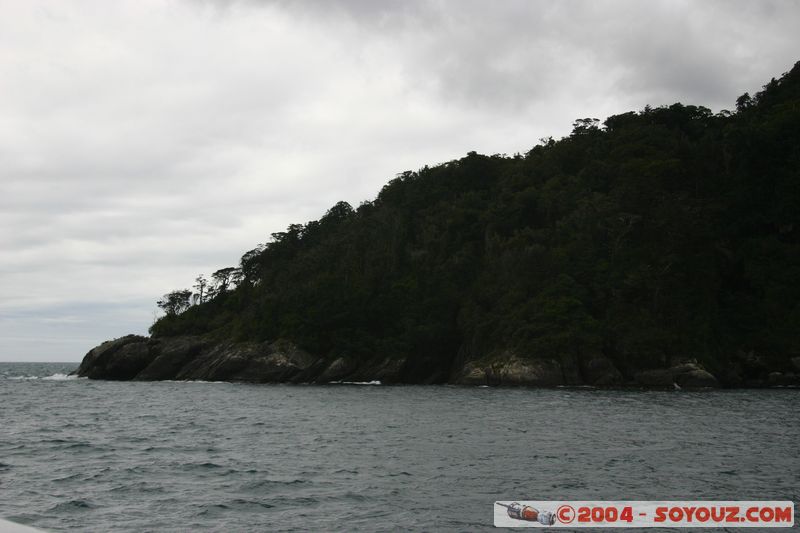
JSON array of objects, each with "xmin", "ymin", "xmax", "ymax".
[
  {"xmin": 76, "ymin": 335, "xmax": 792, "ymax": 389},
  {"xmin": 581, "ymin": 356, "xmax": 624, "ymax": 386},
  {"xmin": 75, "ymin": 335, "xmax": 152, "ymax": 380},
  {"xmin": 137, "ymin": 337, "xmax": 207, "ymax": 380},
  {"xmin": 76, "ymin": 335, "xmax": 388, "ymax": 384}
]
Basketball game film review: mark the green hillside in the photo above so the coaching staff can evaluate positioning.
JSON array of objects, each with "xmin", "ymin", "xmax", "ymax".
[{"xmin": 150, "ymin": 62, "xmax": 800, "ymax": 383}]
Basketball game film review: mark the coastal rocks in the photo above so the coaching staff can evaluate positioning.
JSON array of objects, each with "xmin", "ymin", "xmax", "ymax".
[
  {"xmin": 767, "ymin": 371, "xmax": 800, "ymax": 387},
  {"xmin": 456, "ymin": 353, "xmax": 563, "ymax": 386},
  {"xmin": 675, "ymin": 368, "xmax": 718, "ymax": 388},
  {"xmin": 718, "ymin": 350, "xmax": 794, "ymax": 387},
  {"xmin": 499, "ymin": 356, "xmax": 563, "ymax": 386},
  {"xmin": 316, "ymin": 357, "xmax": 358, "ymax": 383},
  {"xmin": 76, "ymin": 335, "xmax": 318, "ymax": 383},
  {"xmin": 634, "ymin": 361, "xmax": 719, "ymax": 389},
  {"xmin": 75, "ymin": 335, "xmax": 153, "ymax": 380},
  {"xmin": 174, "ymin": 340, "xmax": 316, "ymax": 382},
  {"xmin": 76, "ymin": 335, "xmax": 796, "ymax": 389},
  {"xmin": 137, "ymin": 336, "xmax": 207, "ymax": 380}
]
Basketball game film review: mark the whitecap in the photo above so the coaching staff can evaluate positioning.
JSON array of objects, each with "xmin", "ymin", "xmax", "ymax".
[
  {"xmin": 331, "ymin": 380, "xmax": 382, "ymax": 385},
  {"xmin": 42, "ymin": 373, "xmax": 78, "ymax": 381}
]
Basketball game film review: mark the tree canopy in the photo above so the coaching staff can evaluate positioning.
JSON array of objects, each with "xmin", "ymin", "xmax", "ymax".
[{"xmin": 149, "ymin": 62, "xmax": 800, "ymax": 380}]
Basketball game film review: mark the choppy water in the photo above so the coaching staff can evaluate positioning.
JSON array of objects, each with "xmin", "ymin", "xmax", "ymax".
[{"xmin": 0, "ymin": 362, "xmax": 798, "ymax": 532}]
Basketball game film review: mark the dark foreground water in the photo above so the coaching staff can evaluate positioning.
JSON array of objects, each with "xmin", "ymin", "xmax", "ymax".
[{"xmin": 0, "ymin": 363, "xmax": 797, "ymax": 532}]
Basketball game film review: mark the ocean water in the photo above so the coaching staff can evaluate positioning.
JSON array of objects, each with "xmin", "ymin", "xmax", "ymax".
[{"xmin": 0, "ymin": 362, "xmax": 797, "ymax": 532}]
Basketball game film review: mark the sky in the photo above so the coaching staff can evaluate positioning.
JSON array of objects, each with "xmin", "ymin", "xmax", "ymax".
[{"xmin": 1, "ymin": 0, "xmax": 798, "ymax": 361}]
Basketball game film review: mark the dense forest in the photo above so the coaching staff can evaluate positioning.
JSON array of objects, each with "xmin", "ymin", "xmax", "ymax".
[{"xmin": 149, "ymin": 63, "xmax": 800, "ymax": 384}]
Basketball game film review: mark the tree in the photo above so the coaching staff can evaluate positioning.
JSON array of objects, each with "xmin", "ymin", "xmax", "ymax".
[
  {"xmin": 240, "ymin": 244, "xmax": 266, "ymax": 283},
  {"xmin": 147, "ymin": 62, "xmax": 800, "ymax": 381},
  {"xmin": 571, "ymin": 117, "xmax": 600, "ymax": 135},
  {"xmin": 193, "ymin": 275, "xmax": 209, "ymax": 304},
  {"xmin": 209, "ymin": 267, "xmax": 242, "ymax": 297},
  {"xmin": 736, "ymin": 92, "xmax": 753, "ymax": 112},
  {"xmin": 157, "ymin": 290, "xmax": 192, "ymax": 316}
]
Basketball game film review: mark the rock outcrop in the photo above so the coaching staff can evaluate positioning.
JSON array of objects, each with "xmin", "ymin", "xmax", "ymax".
[
  {"xmin": 455, "ymin": 352, "xmax": 564, "ymax": 387},
  {"xmin": 75, "ymin": 334, "xmax": 796, "ymax": 388},
  {"xmin": 74, "ymin": 335, "xmax": 401, "ymax": 384},
  {"xmin": 76, "ymin": 335, "xmax": 152, "ymax": 380},
  {"xmin": 633, "ymin": 361, "xmax": 719, "ymax": 389}
]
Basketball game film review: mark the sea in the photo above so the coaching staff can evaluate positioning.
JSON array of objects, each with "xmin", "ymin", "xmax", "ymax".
[{"xmin": 0, "ymin": 362, "xmax": 797, "ymax": 532}]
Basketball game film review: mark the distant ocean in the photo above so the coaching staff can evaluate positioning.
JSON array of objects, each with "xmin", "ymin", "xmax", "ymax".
[{"xmin": 1, "ymin": 362, "xmax": 797, "ymax": 531}]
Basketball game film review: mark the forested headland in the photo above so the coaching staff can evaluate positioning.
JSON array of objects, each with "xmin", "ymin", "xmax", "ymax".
[{"xmin": 79, "ymin": 62, "xmax": 800, "ymax": 387}]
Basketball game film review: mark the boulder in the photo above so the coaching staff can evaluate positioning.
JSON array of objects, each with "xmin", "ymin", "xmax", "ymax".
[
  {"xmin": 77, "ymin": 334, "xmax": 326, "ymax": 383},
  {"xmin": 676, "ymin": 368, "xmax": 719, "ymax": 388},
  {"xmin": 76, "ymin": 335, "xmax": 153, "ymax": 380},
  {"xmin": 500, "ymin": 357, "xmax": 563, "ymax": 386},
  {"xmin": 456, "ymin": 353, "xmax": 563, "ymax": 387},
  {"xmin": 635, "ymin": 361, "xmax": 719, "ymax": 388}
]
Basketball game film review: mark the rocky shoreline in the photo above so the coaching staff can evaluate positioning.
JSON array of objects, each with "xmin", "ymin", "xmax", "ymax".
[{"xmin": 74, "ymin": 335, "xmax": 800, "ymax": 389}]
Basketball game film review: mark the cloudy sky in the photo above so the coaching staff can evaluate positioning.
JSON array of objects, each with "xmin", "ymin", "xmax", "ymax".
[{"xmin": 1, "ymin": 0, "xmax": 798, "ymax": 361}]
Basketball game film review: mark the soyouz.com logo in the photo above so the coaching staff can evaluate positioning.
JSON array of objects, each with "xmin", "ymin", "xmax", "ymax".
[{"xmin": 493, "ymin": 501, "xmax": 794, "ymax": 528}]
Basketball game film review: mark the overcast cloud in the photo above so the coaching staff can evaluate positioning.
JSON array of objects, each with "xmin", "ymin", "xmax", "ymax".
[{"xmin": 1, "ymin": 0, "xmax": 798, "ymax": 361}]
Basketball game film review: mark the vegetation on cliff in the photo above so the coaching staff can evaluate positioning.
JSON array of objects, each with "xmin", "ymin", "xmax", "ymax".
[{"xmin": 150, "ymin": 62, "xmax": 800, "ymax": 383}]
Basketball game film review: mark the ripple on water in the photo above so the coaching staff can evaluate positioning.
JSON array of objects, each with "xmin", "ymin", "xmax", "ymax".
[
  {"xmin": 48, "ymin": 500, "xmax": 95, "ymax": 512},
  {"xmin": 0, "ymin": 363, "xmax": 798, "ymax": 532}
]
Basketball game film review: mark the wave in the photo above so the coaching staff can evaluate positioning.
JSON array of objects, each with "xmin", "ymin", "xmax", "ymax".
[
  {"xmin": 42, "ymin": 373, "xmax": 79, "ymax": 381},
  {"xmin": 329, "ymin": 380, "xmax": 382, "ymax": 385},
  {"xmin": 5, "ymin": 373, "xmax": 81, "ymax": 381}
]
